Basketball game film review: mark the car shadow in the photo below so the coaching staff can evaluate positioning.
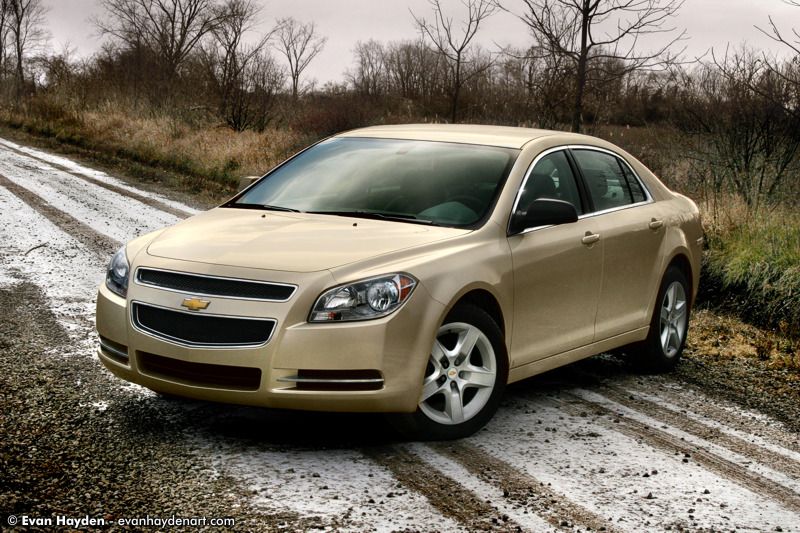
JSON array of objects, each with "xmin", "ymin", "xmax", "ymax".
[{"xmin": 109, "ymin": 352, "xmax": 644, "ymax": 450}]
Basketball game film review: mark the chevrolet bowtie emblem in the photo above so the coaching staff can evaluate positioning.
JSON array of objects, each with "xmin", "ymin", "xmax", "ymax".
[{"xmin": 181, "ymin": 297, "xmax": 210, "ymax": 311}]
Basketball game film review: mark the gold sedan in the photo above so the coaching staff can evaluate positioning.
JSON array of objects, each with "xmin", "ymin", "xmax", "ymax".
[{"xmin": 96, "ymin": 125, "xmax": 702, "ymax": 439}]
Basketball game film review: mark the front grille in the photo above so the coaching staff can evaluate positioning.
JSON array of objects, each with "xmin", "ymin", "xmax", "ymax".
[
  {"xmin": 138, "ymin": 351, "xmax": 262, "ymax": 390},
  {"xmin": 136, "ymin": 268, "xmax": 296, "ymax": 301},
  {"xmin": 132, "ymin": 302, "xmax": 275, "ymax": 347}
]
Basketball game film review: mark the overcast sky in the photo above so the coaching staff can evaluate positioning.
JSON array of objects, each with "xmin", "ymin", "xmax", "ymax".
[{"xmin": 45, "ymin": 0, "xmax": 799, "ymax": 83}]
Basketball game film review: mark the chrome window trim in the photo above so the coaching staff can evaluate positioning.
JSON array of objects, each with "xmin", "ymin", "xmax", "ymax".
[
  {"xmin": 508, "ymin": 144, "xmax": 655, "ymax": 236},
  {"xmin": 509, "ymin": 146, "xmax": 573, "ymax": 218},
  {"xmin": 129, "ymin": 300, "xmax": 277, "ymax": 349},
  {"xmin": 135, "ymin": 267, "xmax": 297, "ymax": 302},
  {"xmin": 569, "ymin": 144, "xmax": 654, "ymax": 204}
]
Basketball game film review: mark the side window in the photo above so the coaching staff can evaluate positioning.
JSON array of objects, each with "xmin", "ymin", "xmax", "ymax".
[
  {"xmin": 572, "ymin": 149, "xmax": 636, "ymax": 212},
  {"xmin": 619, "ymin": 161, "xmax": 647, "ymax": 203},
  {"xmin": 517, "ymin": 151, "xmax": 583, "ymax": 215}
]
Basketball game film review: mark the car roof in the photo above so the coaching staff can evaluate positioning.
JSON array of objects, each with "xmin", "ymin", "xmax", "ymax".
[{"xmin": 335, "ymin": 124, "xmax": 596, "ymax": 150}]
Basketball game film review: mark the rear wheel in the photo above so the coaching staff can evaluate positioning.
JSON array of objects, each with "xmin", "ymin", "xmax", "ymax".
[
  {"xmin": 395, "ymin": 304, "xmax": 507, "ymax": 440},
  {"xmin": 632, "ymin": 266, "xmax": 691, "ymax": 372}
]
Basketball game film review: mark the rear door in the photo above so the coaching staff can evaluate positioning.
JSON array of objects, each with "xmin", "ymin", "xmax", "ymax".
[{"xmin": 570, "ymin": 148, "xmax": 667, "ymax": 339}]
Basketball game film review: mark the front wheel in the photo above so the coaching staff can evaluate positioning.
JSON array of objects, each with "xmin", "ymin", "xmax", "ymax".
[
  {"xmin": 394, "ymin": 304, "xmax": 508, "ymax": 440},
  {"xmin": 631, "ymin": 266, "xmax": 691, "ymax": 372}
]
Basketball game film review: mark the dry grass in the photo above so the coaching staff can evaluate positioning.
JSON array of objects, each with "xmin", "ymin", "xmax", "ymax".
[
  {"xmin": 698, "ymin": 196, "xmax": 800, "ymax": 338},
  {"xmin": 79, "ymin": 106, "xmax": 301, "ymax": 180},
  {"xmin": 688, "ymin": 308, "xmax": 800, "ymax": 370},
  {"xmin": 0, "ymin": 97, "xmax": 305, "ymax": 201}
]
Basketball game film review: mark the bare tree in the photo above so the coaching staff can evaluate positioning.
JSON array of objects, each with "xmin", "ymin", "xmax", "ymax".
[
  {"xmin": 753, "ymin": 0, "xmax": 800, "ymax": 119},
  {"xmin": 203, "ymin": 0, "xmax": 281, "ymax": 130},
  {"xmin": 384, "ymin": 40, "xmax": 448, "ymax": 102},
  {"xmin": 502, "ymin": 0, "xmax": 686, "ymax": 132},
  {"xmin": 412, "ymin": 0, "xmax": 496, "ymax": 123},
  {"xmin": 758, "ymin": 0, "xmax": 800, "ymax": 56},
  {"xmin": 497, "ymin": 45, "xmax": 574, "ymax": 127},
  {"xmin": 675, "ymin": 52, "xmax": 800, "ymax": 212},
  {"xmin": 0, "ymin": 0, "xmax": 10, "ymax": 77},
  {"xmin": 6, "ymin": 0, "xmax": 48, "ymax": 93},
  {"xmin": 274, "ymin": 17, "xmax": 326, "ymax": 100},
  {"xmin": 95, "ymin": 0, "xmax": 222, "ymax": 80},
  {"xmin": 348, "ymin": 40, "xmax": 387, "ymax": 97}
]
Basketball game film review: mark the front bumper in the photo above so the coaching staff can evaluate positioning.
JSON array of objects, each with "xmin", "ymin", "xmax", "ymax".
[{"xmin": 95, "ymin": 260, "xmax": 444, "ymax": 413}]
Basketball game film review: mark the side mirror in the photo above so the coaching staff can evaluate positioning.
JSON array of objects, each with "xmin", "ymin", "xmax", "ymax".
[
  {"xmin": 237, "ymin": 175, "xmax": 260, "ymax": 192},
  {"xmin": 509, "ymin": 198, "xmax": 578, "ymax": 235}
]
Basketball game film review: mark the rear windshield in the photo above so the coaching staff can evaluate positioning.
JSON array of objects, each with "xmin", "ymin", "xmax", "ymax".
[{"xmin": 232, "ymin": 137, "xmax": 519, "ymax": 227}]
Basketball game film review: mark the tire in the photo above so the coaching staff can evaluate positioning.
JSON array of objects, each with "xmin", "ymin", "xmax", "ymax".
[
  {"xmin": 631, "ymin": 266, "xmax": 691, "ymax": 372},
  {"xmin": 393, "ymin": 303, "xmax": 508, "ymax": 440}
]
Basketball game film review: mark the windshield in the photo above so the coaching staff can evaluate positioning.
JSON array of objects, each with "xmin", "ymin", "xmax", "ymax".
[{"xmin": 231, "ymin": 137, "xmax": 519, "ymax": 227}]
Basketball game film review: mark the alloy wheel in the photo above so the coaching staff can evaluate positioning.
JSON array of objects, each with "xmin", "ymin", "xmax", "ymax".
[
  {"xmin": 419, "ymin": 322, "xmax": 497, "ymax": 425},
  {"xmin": 660, "ymin": 281, "xmax": 687, "ymax": 358}
]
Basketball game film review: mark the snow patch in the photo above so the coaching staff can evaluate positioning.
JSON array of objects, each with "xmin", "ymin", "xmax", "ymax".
[
  {"xmin": 478, "ymin": 391, "xmax": 799, "ymax": 532},
  {"xmin": 0, "ymin": 185, "xmax": 104, "ymax": 323},
  {"xmin": 197, "ymin": 439, "xmax": 463, "ymax": 532},
  {"xmin": 0, "ymin": 137, "xmax": 199, "ymax": 215},
  {"xmin": 0, "ymin": 151, "xmax": 180, "ymax": 244}
]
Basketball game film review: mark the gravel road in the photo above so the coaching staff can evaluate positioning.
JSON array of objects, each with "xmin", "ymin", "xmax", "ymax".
[{"xmin": 1, "ymin": 136, "xmax": 798, "ymax": 532}]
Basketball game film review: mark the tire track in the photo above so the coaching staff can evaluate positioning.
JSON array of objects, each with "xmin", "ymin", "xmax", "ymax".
[
  {"xmin": 559, "ymin": 392, "xmax": 800, "ymax": 514},
  {"xmin": 565, "ymin": 365, "xmax": 800, "ymax": 457},
  {"xmin": 0, "ymin": 172, "xmax": 120, "ymax": 258},
  {"xmin": 429, "ymin": 442, "xmax": 619, "ymax": 532},
  {"xmin": 627, "ymin": 377, "xmax": 800, "ymax": 456},
  {"xmin": 596, "ymin": 385, "xmax": 800, "ymax": 480},
  {"xmin": 363, "ymin": 446, "xmax": 523, "ymax": 531},
  {"xmin": 0, "ymin": 142, "xmax": 193, "ymax": 219}
]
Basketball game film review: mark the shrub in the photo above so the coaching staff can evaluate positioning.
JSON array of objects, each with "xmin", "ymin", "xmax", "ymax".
[{"xmin": 700, "ymin": 201, "xmax": 800, "ymax": 338}]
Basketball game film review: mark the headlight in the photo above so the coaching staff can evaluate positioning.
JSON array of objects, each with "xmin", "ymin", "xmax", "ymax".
[
  {"xmin": 309, "ymin": 274, "xmax": 417, "ymax": 322},
  {"xmin": 106, "ymin": 247, "xmax": 129, "ymax": 298}
]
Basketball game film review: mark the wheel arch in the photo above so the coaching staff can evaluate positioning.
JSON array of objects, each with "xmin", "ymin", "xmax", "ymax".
[
  {"xmin": 445, "ymin": 288, "xmax": 507, "ymax": 338},
  {"xmin": 665, "ymin": 252, "xmax": 695, "ymax": 308}
]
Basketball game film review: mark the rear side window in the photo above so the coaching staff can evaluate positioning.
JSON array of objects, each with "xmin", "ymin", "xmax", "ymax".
[
  {"xmin": 572, "ymin": 149, "xmax": 638, "ymax": 212},
  {"xmin": 620, "ymin": 163, "xmax": 647, "ymax": 203},
  {"xmin": 517, "ymin": 150, "xmax": 583, "ymax": 215}
]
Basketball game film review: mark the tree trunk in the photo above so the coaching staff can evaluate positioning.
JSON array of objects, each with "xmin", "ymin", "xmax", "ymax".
[
  {"xmin": 571, "ymin": 0, "xmax": 591, "ymax": 133},
  {"xmin": 451, "ymin": 58, "xmax": 461, "ymax": 123},
  {"xmin": 572, "ymin": 53, "xmax": 587, "ymax": 132},
  {"xmin": 14, "ymin": 27, "xmax": 24, "ymax": 97}
]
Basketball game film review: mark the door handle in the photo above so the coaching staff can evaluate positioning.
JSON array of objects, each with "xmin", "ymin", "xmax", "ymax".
[
  {"xmin": 649, "ymin": 218, "xmax": 664, "ymax": 230},
  {"xmin": 581, "ymin": 232, "xmax": 600, "ymax": 246}
]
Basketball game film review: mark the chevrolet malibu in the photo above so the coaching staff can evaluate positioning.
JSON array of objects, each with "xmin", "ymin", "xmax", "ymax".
[{"xmin": 96, "ymin": 124, "xmax": 702, "ymax": 439}]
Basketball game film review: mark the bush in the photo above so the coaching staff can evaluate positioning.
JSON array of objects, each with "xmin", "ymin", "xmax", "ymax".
[{"xmin": 700, "ymin": 202, "xmax": 800, "ymax": 338}]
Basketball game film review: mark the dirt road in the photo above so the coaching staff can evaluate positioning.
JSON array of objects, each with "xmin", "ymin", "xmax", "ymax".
[{"xmin": 1, "ymin": 136, "xmax": 798, "ymax": 532}]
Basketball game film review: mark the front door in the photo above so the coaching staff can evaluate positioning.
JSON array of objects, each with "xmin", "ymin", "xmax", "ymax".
[{"xmin": 507, "ymin": 149, "xmax": 603, "ymax": 367}]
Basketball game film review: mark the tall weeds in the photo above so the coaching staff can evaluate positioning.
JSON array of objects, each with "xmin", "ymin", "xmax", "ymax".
[
  {"xmin": 701, "ymin": 198, "xmax": 800, "ymax": 337},
  {"xmin": 0, "ymin": 96, "xmax": 303, "ymax": 197}
]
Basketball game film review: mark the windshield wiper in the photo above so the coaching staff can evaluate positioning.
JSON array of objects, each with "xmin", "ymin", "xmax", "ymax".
[
  {"xmin": 230, "ymin": 203, "xmax": 301, "ymax": 213},
  {"xmin": 307, "ymin": 210, "xmax": 436, "ymax": 225}
]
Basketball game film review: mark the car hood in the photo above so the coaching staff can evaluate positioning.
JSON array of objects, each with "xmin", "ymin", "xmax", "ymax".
[{"xmin": 146, "ymin": 207, "xmax": 469, "ymax": 273}]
